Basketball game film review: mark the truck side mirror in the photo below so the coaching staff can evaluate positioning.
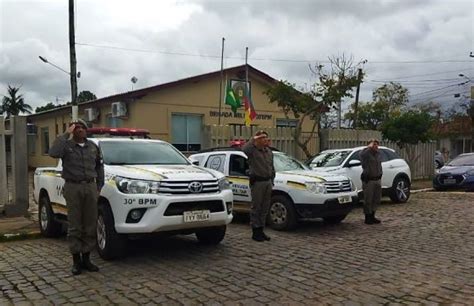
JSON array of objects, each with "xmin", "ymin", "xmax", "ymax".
[{"xmin": 347, "ymin": 160, "xmax": 361, "ymax": 168}]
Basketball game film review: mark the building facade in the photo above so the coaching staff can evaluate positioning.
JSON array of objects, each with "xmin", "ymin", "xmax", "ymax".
[{"xmin": 27, "ymin": 65, "xmax": 314, "ymax": 168}]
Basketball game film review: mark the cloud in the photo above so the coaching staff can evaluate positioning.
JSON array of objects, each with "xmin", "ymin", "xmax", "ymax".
[{"xmin": 0, "ymin": 0, "xmax": 472, "ymax": 112}]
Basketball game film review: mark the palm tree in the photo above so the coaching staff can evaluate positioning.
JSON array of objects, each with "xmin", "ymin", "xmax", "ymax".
[{"xmin": 1, "ymin": 85, "xmax": 33, "ymax": 118}]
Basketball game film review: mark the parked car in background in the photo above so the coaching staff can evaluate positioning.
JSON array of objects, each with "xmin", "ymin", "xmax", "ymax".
[
  {"xmin": 189, "ymin": 148, "xmax": 358, "ymax": 231},
  {"xmin": 433, "ymin": 152, "xmax": 474, "ymax": 191},
  {"xmin": 307, "ymin": 146, "xmax": 411, "ymax": 203}
]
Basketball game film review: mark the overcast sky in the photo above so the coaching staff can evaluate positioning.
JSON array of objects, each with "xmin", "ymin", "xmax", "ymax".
[{"xmin": 1, "ymin": 0, "xmax": 473, "ymax": 115}]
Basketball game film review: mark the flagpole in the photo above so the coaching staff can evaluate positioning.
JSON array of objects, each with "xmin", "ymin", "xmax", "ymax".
[
  {"xmin": 218, "ymin": 37, "xmax": 225, "ymax": 125},
  {"xmin": 245, "ymin": 47, "xmax": 249, "ymax": 127},
  {"xmin": 245, "ymin": 47, "xmax": 248, "ymax": 89}
]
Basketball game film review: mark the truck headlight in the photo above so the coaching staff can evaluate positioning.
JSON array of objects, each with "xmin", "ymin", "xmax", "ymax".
[
  {"xmin": 218, "ymin": 177, "xmax": 231, "ymax": 191},
  {"xmin": 115, "ymin": 176, "xmax": 161, "ymax": 194},
  {"xmin": 306, "ymin": 182, "xmax": 326, "ymax": 194}
]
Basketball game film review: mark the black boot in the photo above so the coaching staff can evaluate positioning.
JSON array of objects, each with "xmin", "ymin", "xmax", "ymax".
[
  {"xmin": 81, "ymin": 252, "xmax": 99, "ymax": 272},
  {"xmin": 365, "ymin": 214, "xmax": 374, "ymax": 225},
  {"xmin": 252, "ymin": 227, "xmax": 265, "ymax": 242},
  {"xmin": 261, "ymin": 228, "xmax": 271, "ymax": 241},
  {"xmin": 71, "ymin": 253, "xmax": 82, "ymax": 275},
  {"xmin": 371, "ymin": 213, "xmax": 381, "ymax": 224}
]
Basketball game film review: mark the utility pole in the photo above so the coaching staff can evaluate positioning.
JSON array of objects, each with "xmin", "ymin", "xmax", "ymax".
[
  {"xmin": 69, "ymin": 0, "xmax": 78, "ymax": 121},
  {"xmin": 218, "ymin": 37, "xmax": 225, "ymax": 125},
  {"xmin": 353, "ymin": 68, "xmax": 363, "ymax": 129}
]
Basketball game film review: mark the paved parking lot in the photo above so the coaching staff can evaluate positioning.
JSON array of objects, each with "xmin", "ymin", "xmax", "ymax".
[{"xmin": 1, "ymin": 192, "xmax": 473, "ymax": 305}]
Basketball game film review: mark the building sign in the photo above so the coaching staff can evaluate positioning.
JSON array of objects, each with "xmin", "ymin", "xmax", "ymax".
[{"xmin": 209, "ymin": 111, "xmax": 272, "ymax": 120}]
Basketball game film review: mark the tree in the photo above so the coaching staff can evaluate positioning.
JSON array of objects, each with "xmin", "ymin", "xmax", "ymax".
[
  {"xmin": 36, "ymin": 102, "xmax": 58, "ymax": 113},
  {"xmin": 345, "ymin": 82, "xmax": 409, "ymax": 130},
  {"xmin": 77, "ymin": 90, "xmax": 97, "ymax": 103},
  {"xmin": 381, "ymin": 110, "xmax": 434, "ymax": 169},
  {"xmin": 1, "ymin": 85, "xmax": 33, "ymax": 118},
  {"xmin": 265, "ymin": 55, "xmax": 364, "ymax": 158},
  {"xmin": 345, "ymin": 101, "xmax": 387, "ymax": 130}
]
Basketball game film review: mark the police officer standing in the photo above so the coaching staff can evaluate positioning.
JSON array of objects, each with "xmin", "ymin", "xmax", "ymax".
[
  {"xmin": 360, "ymin": 139, "xmax": 383, "ymax": 225},
  {"xmin": 49, "ymin": 119, "xmax": 104, "ymax": 275},
  {"xmin": 243, "ymin": 130, "xmax": 275, "ymax": 242}
]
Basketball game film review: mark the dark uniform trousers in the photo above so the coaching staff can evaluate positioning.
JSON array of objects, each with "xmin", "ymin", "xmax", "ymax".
[
  {"xmin": 63, "ymin": 181, "xmax": 98, "ymax": 254},
  {"xmin": 362, "ymin": 179, "xmax": 381, "ymax": 215},
  {"xmin": 250, "ymin": 180, "xmax": 273, "ymax": 228}
]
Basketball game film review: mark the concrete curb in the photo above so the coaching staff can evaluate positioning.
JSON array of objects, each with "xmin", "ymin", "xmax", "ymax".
[
  {"xmin": 411, "ymin": 188, "xmax": 434, "ymax": 194},
  {"xmin": 0, "ymin": 216, "xmax": 42, "ymax": 243},
  {"xmin": 0, "ymin": 230, "xmax": 42, "ymax": 243}
]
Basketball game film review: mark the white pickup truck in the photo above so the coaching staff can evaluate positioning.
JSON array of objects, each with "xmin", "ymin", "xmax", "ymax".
[
  {"xmin": 189, "ymin": 148, "xmax": 358, "ymax": 230},
  {"xmin": 34, "ymin": 137, "xmax": 233, "ymax": 259}
]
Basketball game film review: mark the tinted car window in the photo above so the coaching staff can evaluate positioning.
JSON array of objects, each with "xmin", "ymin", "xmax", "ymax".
[
  {"xmin": 347, "ymin": 150, "xmax": 362, "ymax": 162},
  {"xmin": 205, "ymin": 154, "xmax": 226, "ymax": 173},
  {"xmin": 447, "ymin": 154, "xmax": 474, "ymax": 166},
  {"xmin": 378, "ymin": 149, "xmax": 389, "ymax": 162},
  {"xmin": 382, "ymin": 149, "xmax": 400, "ymax": 161},
  {"xmin": 229, "ymin": 154, "xmax": 249, "ymax": 176}
]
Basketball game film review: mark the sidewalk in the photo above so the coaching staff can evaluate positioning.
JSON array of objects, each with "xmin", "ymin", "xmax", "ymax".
[{"xmin": 0, "ymin": 214, "xmax": 41, "ymax": 242}]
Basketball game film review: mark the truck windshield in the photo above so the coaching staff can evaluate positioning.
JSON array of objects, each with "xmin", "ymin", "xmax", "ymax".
[
  {"xmin": 100, "ymin": 141, "xmax": 190, "ymax": 165},
  {"xmin": 310, "ymin": 150, "xmax": 351, "ymax": 167},
  {"xmin": 273, "ymin": 152, "xmax": 308, "ymax": 172}
]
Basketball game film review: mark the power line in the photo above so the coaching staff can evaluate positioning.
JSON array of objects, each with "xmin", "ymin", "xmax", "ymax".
[
  {"xmin": 369, "ymin": 78, "xmax": 462, "ymax": 83},
  {"xmin": 76, "ymin": 42, "xmax": 473, "ymax": 64},
  {"xmin": 371, "ymin": 68, "xmax": 474, "ymax": 80},
  {"xmin": 409, "ymin": 89, "xmax": 469, "ymax": 103},
  {"xmin": 409, "ymin": 81, "xmax": 469, "ymax": 98}
]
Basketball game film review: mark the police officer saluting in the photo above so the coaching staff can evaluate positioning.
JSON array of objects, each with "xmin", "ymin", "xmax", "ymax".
[
  {"xmin": 243, "ymin": 130, "xmax": 275, "ymax": 242},
  {"xmin": 360, "ymin": 138, "xmax": 383, "ymax": 225},
  {"xmin": 49, "ymin": 119, "xmax": 104, "ymax": 275}
]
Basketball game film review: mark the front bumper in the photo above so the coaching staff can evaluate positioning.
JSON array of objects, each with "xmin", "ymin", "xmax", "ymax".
[
  {"xmin": 107, "ymin": 189, "xmax": 234, "ymax": 234},
  {"xmin": 433, "ymin": 174, "xmax": 474, "ymax": 190},
  {"xmin": 294, "ymin": 196, "xmax": 358, "ymax": 218}
]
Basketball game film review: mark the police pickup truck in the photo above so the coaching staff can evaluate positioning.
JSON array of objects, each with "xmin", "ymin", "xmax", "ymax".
[
  {"xmin": 189, "ymin": 148, "xmax": 358, "ymax": 230},
  {"xmin": 34, "ymin": 132, "xmax": 233, "ymax": 260}
]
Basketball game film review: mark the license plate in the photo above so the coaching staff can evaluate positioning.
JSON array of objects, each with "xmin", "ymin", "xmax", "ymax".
[
  {"xmin": 338, "ymin": 196, "xmax": 352, "ymax": 204},
  {"xmin": 443, "ymin": 178, "xmax": 456, "ymax": 185},
  {"xmin": 183, "ymin": 210, "xmax": 210, "ymax": 223}
]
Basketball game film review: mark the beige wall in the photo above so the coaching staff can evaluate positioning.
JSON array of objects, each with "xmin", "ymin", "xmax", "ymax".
[{"xmin": 28, "ymin": 70, "xmax": 317, "ymax": 168}]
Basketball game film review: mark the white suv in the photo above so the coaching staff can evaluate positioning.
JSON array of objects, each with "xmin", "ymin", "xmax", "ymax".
[{"xmin": 307, "ymin": 146, "xmax": 411, "ymax": 203}]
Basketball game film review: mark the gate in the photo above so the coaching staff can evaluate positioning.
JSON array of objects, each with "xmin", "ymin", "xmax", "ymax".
[{"xmin": 0, "ymin": 116, "xmax": 29, "ymax": 216}]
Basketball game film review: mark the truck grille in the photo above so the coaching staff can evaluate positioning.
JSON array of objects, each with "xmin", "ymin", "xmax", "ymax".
[
  {"xmin": 164, "ymin": 200, "xmax": 225, "ymax": 216},
  {"xmin": 159, "ymin": 179, "xmax": 219, "ymax": 194},
  {"xmin": 324, "ymin": 180, "xmax": 352, "ymax": 193}
]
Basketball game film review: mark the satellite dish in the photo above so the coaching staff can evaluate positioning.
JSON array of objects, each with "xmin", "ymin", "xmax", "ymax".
[{"xmin": 131, "ymin": 76, "xmax": 138, "ymax": 84}]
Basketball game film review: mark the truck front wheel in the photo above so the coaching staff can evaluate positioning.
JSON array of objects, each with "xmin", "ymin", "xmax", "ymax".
[
  {"xmin": 267, "ymin": 195, "xmax": 297, "ymax": 231},
  {"xmin": 96, "ymin": 203, "xmax": 127, "ymax": 260}
]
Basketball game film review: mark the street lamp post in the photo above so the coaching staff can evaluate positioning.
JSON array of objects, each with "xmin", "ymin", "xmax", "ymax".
[{"xmin": 38, "ymin": 56, "xmax": 79, "ymax": 120}]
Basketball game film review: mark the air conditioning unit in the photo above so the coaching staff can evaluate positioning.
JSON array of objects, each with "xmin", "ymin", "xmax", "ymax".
[
  {"xmin": 84, "ymin": 108, "xmax": 99, "ymax": 122},
  {"xmin": 111, "ymin": 102, "xmax": 127, "ymax": 118}
]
